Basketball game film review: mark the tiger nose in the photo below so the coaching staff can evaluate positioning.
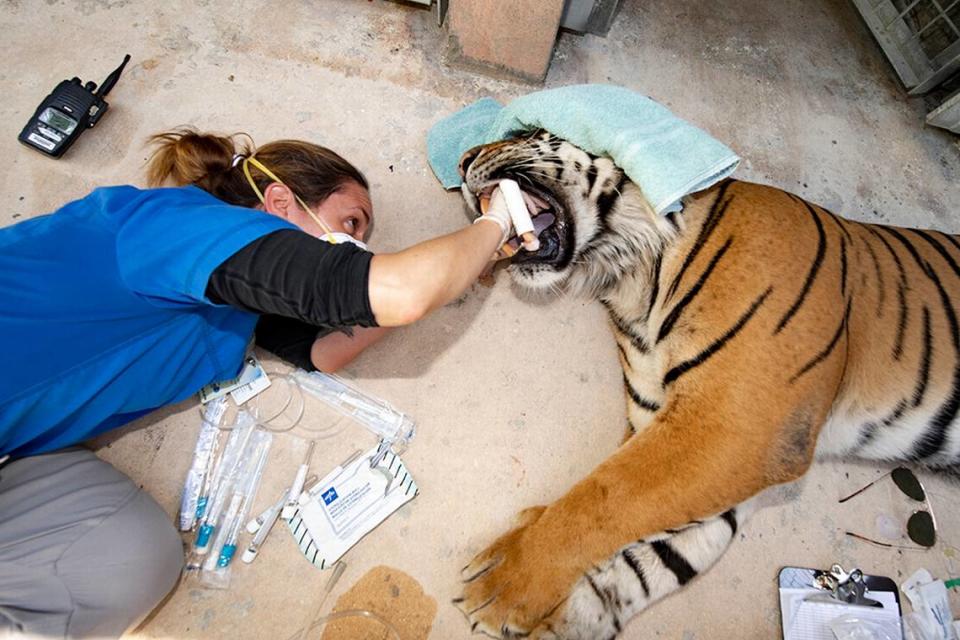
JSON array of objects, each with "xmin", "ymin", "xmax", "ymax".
[{"xmin": 458, "ymin": 144, "xmax": 485, "ymax": 178}]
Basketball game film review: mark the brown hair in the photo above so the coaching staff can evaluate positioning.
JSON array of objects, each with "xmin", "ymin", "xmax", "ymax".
[{"xmin": 145, "ymin": 127, "xmax": 368, "ymax": 208}]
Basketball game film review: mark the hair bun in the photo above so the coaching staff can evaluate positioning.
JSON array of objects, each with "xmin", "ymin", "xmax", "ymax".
[{"xmin": 146, "ymin": 127, "xmax": 251, "ymax": 189}]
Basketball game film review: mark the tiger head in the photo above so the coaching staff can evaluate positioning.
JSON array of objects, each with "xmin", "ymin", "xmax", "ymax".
[{"xmin": 460, "ymin": 130, "xmax": 672, "ymax": 297}]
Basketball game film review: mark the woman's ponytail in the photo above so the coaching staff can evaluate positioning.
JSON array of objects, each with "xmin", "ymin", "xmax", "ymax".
[
  {"xmin": 144, "ymin": 127, "xmax": 367, "ymax": 210},
  {"xmin": 145, "ymin": 128, "xmax": 251, "ymax": 193}
]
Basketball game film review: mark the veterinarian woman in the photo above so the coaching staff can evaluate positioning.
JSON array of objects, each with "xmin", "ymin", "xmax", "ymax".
[{"xmin": 0, "ymin": 129, "xmax": 512, "ymax": 638}]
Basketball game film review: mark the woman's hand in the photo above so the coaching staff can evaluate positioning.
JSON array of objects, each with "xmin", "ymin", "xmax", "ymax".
[{"xmin": 473, "ymin": 187, "xmax": 513, "ymax": 245}]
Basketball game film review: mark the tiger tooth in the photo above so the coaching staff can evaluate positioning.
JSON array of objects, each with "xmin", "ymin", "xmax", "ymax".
[
  {"xmin": 520, "ymin": 232, "xmax": 540, "ymax": 252},
  {"xmin": 493, "ymin": 244, "xmax": 517, "ymax": 261},
  {"xmin": 520, "ymin": 190, "xmax": 544, "ymax": 216}
]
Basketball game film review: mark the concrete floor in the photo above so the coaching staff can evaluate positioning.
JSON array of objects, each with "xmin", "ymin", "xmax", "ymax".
[{"xmin": 3, "ymin": 0, "xmax": 960, "ymax": 638}]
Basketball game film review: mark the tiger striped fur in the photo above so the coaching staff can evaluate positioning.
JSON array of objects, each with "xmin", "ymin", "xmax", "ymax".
[{"xmin": 453, "ymin": 130, "xmax": 960, "ymax": 639}]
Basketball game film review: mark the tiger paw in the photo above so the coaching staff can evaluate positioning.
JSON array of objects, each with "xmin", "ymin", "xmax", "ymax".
[{"xmin": 454, "ymin": 506, "xmax": 577, "ymax": 639}]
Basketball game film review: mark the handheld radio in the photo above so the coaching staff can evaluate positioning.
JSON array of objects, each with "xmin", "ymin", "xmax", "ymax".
[{"xmin": 18, "ymin": 54, "xmax": 131, "ymax": 158}]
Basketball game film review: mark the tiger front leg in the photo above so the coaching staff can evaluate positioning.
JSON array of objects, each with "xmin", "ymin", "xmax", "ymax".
[
  {"xmin": 454, "ymin": 406, "xmax": 799, "ymax": 639},
  {"xmin": 536, "ymin": 498, "xmax": 758, "ymax": 640}
]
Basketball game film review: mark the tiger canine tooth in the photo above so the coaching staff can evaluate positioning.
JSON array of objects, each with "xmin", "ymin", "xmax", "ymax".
[
  {"xmin": 499, "ymin": 179, "xmax": 540, "ymax": 252},
  {"xmin": 520, "ymin": 233, "xmax": 540, "ymax": 251}
]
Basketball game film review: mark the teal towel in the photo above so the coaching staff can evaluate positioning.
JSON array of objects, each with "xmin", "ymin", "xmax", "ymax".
[
  {"xmin": 426, "ymin": 97, "xmax": 503, "ymax": 192},
  {"xmin": 426, "ymin": 84, "xmax": 740, "ymax": 215}
]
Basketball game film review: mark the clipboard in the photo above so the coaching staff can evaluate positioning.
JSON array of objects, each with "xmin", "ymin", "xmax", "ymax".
[{"xmin": 779, "ymin": 565, "xmax": 904, "ymax": 640}]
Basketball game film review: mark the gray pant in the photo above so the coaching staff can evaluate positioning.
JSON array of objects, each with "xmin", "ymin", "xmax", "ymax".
[{"xmin": 0, "ymin": 449, "xmax": 183, "ymax": 638}]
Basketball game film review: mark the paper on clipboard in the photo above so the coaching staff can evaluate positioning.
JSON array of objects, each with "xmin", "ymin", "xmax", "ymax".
[{"xmin": 779, "ymin": 567, "xmax": 903, "ymax": 640}]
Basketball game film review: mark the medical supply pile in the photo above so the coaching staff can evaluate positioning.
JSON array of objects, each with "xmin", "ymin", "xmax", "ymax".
[
  {"xmin": 178, "ymin": 365, "xmax": 418, "ymax": 591},
  {"xmin": 902, "ymin": 569, "xmax": 960, "ymax": 640}
]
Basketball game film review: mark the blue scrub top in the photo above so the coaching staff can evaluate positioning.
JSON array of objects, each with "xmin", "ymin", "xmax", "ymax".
[{"xmin": 0, "ymin": 185, "xmax": 296, "ymax": 458}]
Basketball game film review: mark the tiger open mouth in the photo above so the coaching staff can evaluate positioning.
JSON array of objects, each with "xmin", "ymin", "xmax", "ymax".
[{"xmin": 470, "ymin": 175, "xmax": 571, "ymax": 267}]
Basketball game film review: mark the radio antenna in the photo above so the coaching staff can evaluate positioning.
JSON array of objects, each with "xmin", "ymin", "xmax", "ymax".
[{"xmin": 96, "ymin": 54, "xmax": 131, "ymax": 99}]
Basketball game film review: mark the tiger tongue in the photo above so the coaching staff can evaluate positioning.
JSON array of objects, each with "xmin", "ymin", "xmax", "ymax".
[{"xmin": 532, "ymin": 212, "xmax": 555, "ymax": 235}]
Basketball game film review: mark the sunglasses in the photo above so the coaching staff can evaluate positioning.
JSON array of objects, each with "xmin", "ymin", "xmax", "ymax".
[{"xmin": 838, "ymin": 466, "xmax": 936, "ymax": 549}]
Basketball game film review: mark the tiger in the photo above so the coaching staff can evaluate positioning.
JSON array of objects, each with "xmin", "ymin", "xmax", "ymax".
[{"xmin": 451, "ymin": 130, "xmax": 960, "ymax": 639}]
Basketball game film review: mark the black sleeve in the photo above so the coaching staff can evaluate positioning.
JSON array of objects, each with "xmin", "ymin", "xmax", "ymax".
[
  {"xmin": 253, "ymin": 315, "xmax": 340, "ymax": 372},
  {"xmin": 207, "ymin": 229, "xmax": 377, "ymax": 370},
  {"xmin": 205, "ymin": 229, "xmax": 378, "ymax": 328}
]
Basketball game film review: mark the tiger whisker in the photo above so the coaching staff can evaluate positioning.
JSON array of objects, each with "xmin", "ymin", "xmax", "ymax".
[
  {"xmin": 509, "ymin": 158, "xmax": 560, "ymax": 169},
  {"xmin": 514, "ymin": 170, "xmax": 559, "ymax": 183}
]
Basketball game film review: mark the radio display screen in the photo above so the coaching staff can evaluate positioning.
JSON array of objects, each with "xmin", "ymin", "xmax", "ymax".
[{"xmin": 40, "ymin": 107, "xmax": 78, "ymax": 135}]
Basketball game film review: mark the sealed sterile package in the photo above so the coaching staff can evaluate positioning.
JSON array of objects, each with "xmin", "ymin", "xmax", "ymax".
[
  {"xmin": 904, "ymin": 612, "xmax": 940, "ymax": 640},
  {"xmin": 830, "ymin": 614, "xmax": 901, "ymax": 640},
  {"xmin": 902, "ymin": 569, "xmax": 956, "ymax": 640},
  {"xmin": 198, "ymin": 353, "xmax": 268, "ymax": 404},
  {"xmin": 198, "ymin": 562, "xmax": 232, "ymax": 591},
  {"xmin": 286, "ymin": 442, "xmax": 418, "ymax": 568},
  {"xmin": 199, "ymin": 427, "xmax": 272, "ymax": 589},
  {"xmin": 179, "ymin": 398, "xmax": 227, "ymax": 531},
  {"xmin": 293, "ymin": 371, "xmax": 415, "ymax": 448},
  {"xmin": 194, "ymin": 412, "xmax": 257, "ymax": 553}
]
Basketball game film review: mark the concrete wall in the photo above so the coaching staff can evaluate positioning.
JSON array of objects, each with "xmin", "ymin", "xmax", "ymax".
[{"xmin": 445, "ymin": 0, "xmax": 565, "ymax": 83}]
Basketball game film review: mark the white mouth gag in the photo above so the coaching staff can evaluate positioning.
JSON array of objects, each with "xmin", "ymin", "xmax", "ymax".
[{"xmin": 479, "ymin": 178, "xmax": 554, "ymax": 259}]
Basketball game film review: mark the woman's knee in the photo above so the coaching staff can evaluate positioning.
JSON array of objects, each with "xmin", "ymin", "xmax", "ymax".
[{"xmin": 58, "ymin": 488, "xmax": 184, "ymax": 637}]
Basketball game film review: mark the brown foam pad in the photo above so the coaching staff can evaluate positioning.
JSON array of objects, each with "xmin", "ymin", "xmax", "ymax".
[{"xmin": 319, "ymin": 565, "xmax": 436, "ymax": 640}]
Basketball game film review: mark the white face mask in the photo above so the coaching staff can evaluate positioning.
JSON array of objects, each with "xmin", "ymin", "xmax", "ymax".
[{"xmin": 320, "ymin": 231, "xmax": 369, "ymax": 252}]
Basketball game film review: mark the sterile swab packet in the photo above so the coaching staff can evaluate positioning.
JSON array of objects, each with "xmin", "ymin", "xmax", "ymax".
[
  {"xmin": 179, "ymin": 398, "xmax": 227, "ymax": 531},
  {"xmin": 194, "ymin": 412, "xmax": 256, "ymax": 554},
  {"xmin": 216, "ymin": 429, "xmax": 272, "ymax": 568}
]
